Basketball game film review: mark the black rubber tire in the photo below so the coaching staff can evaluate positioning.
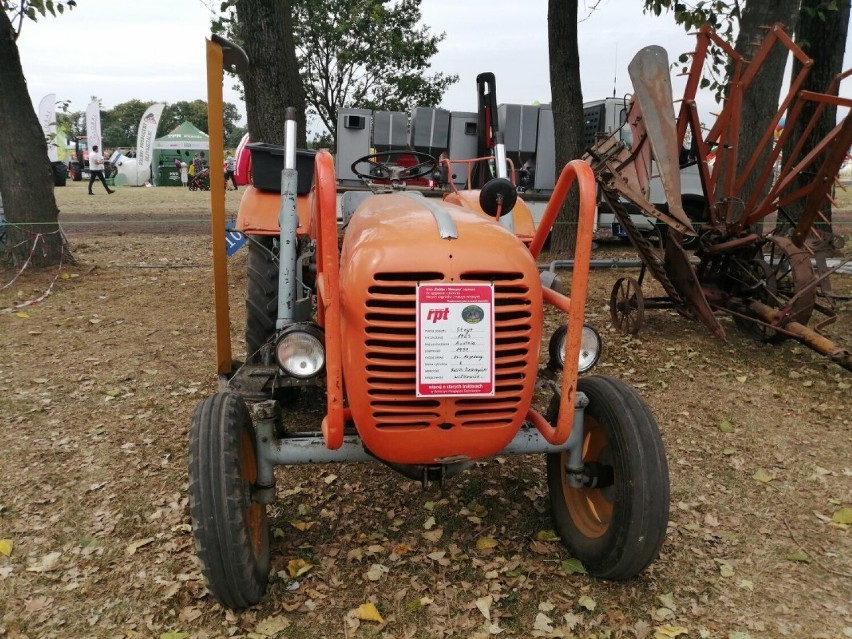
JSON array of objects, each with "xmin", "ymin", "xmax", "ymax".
[
  {"xmin": 52, "ymin": 161, "xmax": 67, "ymax": 187},
  {"xmin": 546, "ymin": 375, "xmax": 669, "ymax": 579},
  {"xmin": 245, "ymin": 236, "xmax": 278, "ymax": 362},
  {"xmin": 188, "ymin": 392, "xmax": 270, "ymax": 608},
  {"xmin": 680, "ymin": 201, "xmax": 707, "ymax": 251}
]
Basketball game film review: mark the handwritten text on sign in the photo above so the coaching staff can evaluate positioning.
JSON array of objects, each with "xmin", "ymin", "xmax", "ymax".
[{"xmin": 416, "ymin": 283, "xmax": 495, "ymax": 397}]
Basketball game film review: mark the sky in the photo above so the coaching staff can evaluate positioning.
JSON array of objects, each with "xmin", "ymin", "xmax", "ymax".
[{"xmin": 16, "ymin": 0, "xmax": 852, "ymax": 134}]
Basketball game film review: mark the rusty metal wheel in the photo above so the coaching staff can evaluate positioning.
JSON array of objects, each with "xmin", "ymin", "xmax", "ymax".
[
  {"xmin": 609, "ymin": 277, "xmax": 645, "ymax": 335},
  {"xmin": 545, "ymin": 376, "xmax": 669, "ymax": 579},
  {"xmin": 734, "ymin": 237, "xmax": 816, "ymax": 343}
]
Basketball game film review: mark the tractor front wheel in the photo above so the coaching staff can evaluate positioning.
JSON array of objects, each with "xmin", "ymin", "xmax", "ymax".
[
  {"xmin": 189, "ymin": 392, "xmax": 270, "ymax": 608},
  {"xmin": 546, "ymin": 375, "xmax": 669, "ymax": 579}
]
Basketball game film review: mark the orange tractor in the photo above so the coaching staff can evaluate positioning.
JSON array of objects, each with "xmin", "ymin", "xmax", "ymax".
[{"xmin": 192, "ymin": 36, "xmax": 670, "ymax": 608}]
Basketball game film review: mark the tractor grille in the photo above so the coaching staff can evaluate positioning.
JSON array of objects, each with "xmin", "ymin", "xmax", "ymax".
[{"xmin": 364, "ymin": 271, "xmax": 533, "ymax": 429}]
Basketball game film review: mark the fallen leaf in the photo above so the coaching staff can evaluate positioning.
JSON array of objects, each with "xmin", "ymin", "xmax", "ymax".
[
  {"xmin": 715, "ymin": 559, "xmax": 735, "ymax": 577},
  {"xmin": 125, "ymin": 538, "xmax": 155, "ymax": 555},
  {"xmin": 356, "ymin": 602, "xmax": 384, "ymax": 623},
  {"xmin": 365, "ymin": 563, "xmax": 388, "ymax": 581},
  {"xmin": 578, "ymin": 595, "xmax": 596, "ymax": 611},
  {"xmin": 423, "ymin": 516, "xmax": 436, "ymax": 530},
  {"xmin": 255, "ymin": 614, "xmax": 291, "ymax": 635},
  {"xmin": 159, "ymin": 632, "xmax": 188, "ymax": 639},
  {"xmin": 737, "ymin": 579, "xmax": 754, "ymax": 591},
  {"xmin": 26, "ymin": 551, "xmax": 61, "ymax": 572},
  {"xmin": 287, "ymin": 558, "xmax": 313, "ymax": 578},
  {"xmin": 535, "ymin": 529, "xmax": 560, "ymax": 542},
  {"xmin": 653, "ymin": 625, "xmax": 689, "ymax": 638},
  {"xmin": 289, "ymin": 520, "xmax": 315, "ymax": 531},
  {"xmin": 14, "ymin": 312, "xmax": 29, "ymax": 319},
  {"xmin": 786, "ymin": 550, "xmax": 810, "ymax": 563},
  {"xmin": 657, "ymin": 592, "xmax": 676, "ymax": 610},
  {"xmin": 752, "ymin": 469, "xmax": 774, "ymax": 483},
  {"xmin": 476, "ymin": 536, "xmax": 498, "ymax": 550},
  {"xmin": 735, "ymin": 375, "xmax": 747, "ymax": 383},
  {"xmin": 719, "ymin": 419, "xmax": 735, "ymax": 433},
  {"xmin": 560, "ymin": 558, "xmax": 586, "ymax": 575},
  {"xmin": 538, "ymin": 601, "xmax": 555, "ymax": 612},
  {"xmin": 421, "ymin": 528, "xmax": 443, "ymax": 543},
  {"xmin": 424, "ymin": 501, "xmax": 436, "ymax": 511},
  {"xmin": 533, "ymin": 612, "xmax": 554, "ymax": 632},
  {"xmin": 832, "ymin": 507, "xmax": 852, "ymax": 525},
  {"xmin": 324, "ymin": 474, "xmax": 338, "ymax": 485},
  {"xmin": 475, "ymin": 595, "xmax": 492, "ymax": 620},
  {"xmin": 0, "ymin": 539, "xmax": 12, "ymax": 557}
]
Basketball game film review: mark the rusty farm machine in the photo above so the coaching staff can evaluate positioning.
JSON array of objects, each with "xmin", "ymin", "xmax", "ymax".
[{"xmin": 586, "ymin": 25, "xmax": 852, "ymax": 372}]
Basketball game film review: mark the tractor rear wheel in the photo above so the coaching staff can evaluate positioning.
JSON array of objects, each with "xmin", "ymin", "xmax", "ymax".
[
  {"xmin": 246, "ymin": 236, "xmax": 278, "ymax": 362},
  {"xmin": 546, "ymin": 375, "xmax": 669, "ymax": 579},
  {"xmin": 189, "ymin": 392, "xmax": 270, "ymax": 608}
]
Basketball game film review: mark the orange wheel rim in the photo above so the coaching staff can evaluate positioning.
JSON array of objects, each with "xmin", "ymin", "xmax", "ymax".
[
  {"xmin": 560, "ymin": 416, "xmax": 613, "ymax": 538},
  {"xmin": 240, "ymin": 429, "xmax": 264, "ymax": 555}
]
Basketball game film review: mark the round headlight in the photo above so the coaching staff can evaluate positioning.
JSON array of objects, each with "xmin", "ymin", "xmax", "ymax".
[
  {"xmin": 275, "ymin": 327, "xmax": 325, "ymax": 378},
  {"xmin": 547, "ymin": 324, "xmax": 602, "ymax": 374}
]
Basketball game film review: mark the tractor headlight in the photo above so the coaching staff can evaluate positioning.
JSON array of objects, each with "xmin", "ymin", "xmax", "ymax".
[
  {"xmin": 275, "ymin": 325, "xmax": 325, "ymax": 379},
  {"xmin": 547, "ymin": 324, "xmax": 602, "ymax": 374}
]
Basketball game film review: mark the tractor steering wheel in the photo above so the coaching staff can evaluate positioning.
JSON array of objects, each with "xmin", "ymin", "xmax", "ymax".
[{"xmin": 351, "ymin": 150, "xmax": 438, "ymax": 183}]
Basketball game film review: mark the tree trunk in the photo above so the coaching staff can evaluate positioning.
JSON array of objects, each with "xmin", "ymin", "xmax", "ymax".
[
  {"xmin": 234, "ymin": 0, "xmax": 307, "ymax": 147},
  {"xmin": 547, "ymin": 0, "xmax": 585, "ymax": 254},
  {"xmin": 729, "ymin": 0, "xmax": 800, "ymax": 223},
  {"xmin": 0, "ymin": 9, "xmax": 66, "ymax": 268},
  {"xmin": 778, "ymin": 0, "xmax": 850, "ymax": 238}
]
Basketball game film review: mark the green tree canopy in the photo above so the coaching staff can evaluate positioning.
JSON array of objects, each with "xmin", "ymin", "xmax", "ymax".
[{"xmin": 292, "ymin": 0, "xmax": 458, "ymax": 145}]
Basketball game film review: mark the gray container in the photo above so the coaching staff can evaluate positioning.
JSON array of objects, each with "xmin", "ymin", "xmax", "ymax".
[
  {"xmin": 447, "ymin": 111, "xmax": 479, "ymax": 186},
  {"xmin": 409, "ymin": 107, "xmax": 450, "ymax": 154},
  {"xmin": 533, "ymin": 105, "xmax": 556, "ymax": 192},
  {"xmin": 498, "ymin": 104, "xmax": 539, "ymax": 167},
  {"xmin": 372, "ymin": 111, "xmax": 408, "ymax": 151},
  {"xmin": 336, "ymin": 108, "xmax": 373, "ymax": 183}
]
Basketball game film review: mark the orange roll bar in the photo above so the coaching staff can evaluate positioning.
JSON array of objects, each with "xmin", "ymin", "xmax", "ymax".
[{"xmin": 528, "ymin": 160, "xmax": 597, "ymax": 445}]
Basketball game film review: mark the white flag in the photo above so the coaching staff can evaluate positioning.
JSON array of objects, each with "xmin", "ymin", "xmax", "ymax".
[
  {"xmin": 39, "ymin": 94, "xmax": 58, "ymax": 162},
  {"xmin": 136, "ymin": 103, "xmax": 165, "ymax": 174},
  {"xmin": 85, "ymin": 100, "xmax": 102, "ymax": 151}
]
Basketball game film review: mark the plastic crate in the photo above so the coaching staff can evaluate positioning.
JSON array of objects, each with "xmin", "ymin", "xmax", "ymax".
[{"xmin": 247, "ymin": 143, "xmax": 316, "ymax": 194}]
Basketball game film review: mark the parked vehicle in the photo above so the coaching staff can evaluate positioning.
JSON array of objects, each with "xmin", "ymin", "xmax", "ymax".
[
  {"xmin": 66, "ymin": 136, "xmax": 88, "ymax": 181},
  {"xmin": 193, "ymin": 40, "xmax": 671, "ymax": 610}
]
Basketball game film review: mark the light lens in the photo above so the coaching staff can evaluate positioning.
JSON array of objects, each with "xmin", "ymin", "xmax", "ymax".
[
  {"xmin": 577, "ymin": 325, "xmax": 601, "ymax": 373},
  {"xmin": 549, "ymin": 324, "xmax": 602, "ymax": 374},
  {"xmin": 276, "ymin": 330, "xmax": 325, "ymax": 378}
]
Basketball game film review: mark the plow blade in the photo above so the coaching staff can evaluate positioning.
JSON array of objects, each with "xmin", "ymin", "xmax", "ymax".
[{"xmin": 628, "ymin": 46, "xmax": 695, "ymax": 236}]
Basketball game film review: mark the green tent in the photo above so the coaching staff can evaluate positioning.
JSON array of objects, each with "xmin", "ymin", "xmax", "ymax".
[{"xmin": 152, "ymin": 122, "xmax": 210, "ymax": 186}]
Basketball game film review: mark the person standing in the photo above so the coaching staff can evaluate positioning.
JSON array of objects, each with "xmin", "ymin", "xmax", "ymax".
[
  {"xmin": 180, "ymin": 162, "xmax": 189, "ymax": 188},
  {"xmin": 88, "ymin": 144, "xmax": 114, "ymax": 195},
  {"xmin": 225, "ymin": 153, "xmax": 237, "ymax": 190}
]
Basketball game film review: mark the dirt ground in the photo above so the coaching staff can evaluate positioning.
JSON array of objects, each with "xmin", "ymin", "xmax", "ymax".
[{"xmin": 1, "ymin": 180, "xmax": 850, "ymax": 639}]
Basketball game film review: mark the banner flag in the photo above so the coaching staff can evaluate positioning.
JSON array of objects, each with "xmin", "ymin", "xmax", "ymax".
[
  {"xmin": 136, "ymin": 103, "xmax": 165, "ymax": 177},
  {"xmin": 85, "ymin": 100, "xmax": 102, "ymax": 152},
  {"xmin": 39, "ymin": 94, "xmax": 58, "ymax": 162}
]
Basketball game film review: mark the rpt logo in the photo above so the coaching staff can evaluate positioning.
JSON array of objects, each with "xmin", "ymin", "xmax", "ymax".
[{"xmin": 426, "ymin": 307, "xmax": 450, "ymax": 323}]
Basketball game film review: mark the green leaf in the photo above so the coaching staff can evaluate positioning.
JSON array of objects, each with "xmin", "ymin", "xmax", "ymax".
[
  {"xmin": 560, "ymin": 558, "xmax": 587, "ymax": 575},
  {"xmin": 786, "ymin": 550, "xmax": 810, "ymax": 563},
  {"xmin": 159, "ymin": 632, "xmax": 188, "ymax": 639},
  {"xmin": 719, "ymin": 419, "xmax": 734, "ymax": 433}
]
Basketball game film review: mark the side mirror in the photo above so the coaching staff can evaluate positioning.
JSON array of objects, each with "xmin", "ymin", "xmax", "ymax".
[{"xmin": 479, "ymin": 177, "xmax": 517, "ymax": 217}]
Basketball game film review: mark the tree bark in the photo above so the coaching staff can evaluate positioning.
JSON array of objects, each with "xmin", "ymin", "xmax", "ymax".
[
  {"xmin": 0, "ymin": 9, "xmax": 66, "ymax": 268},
  {"xmin": 547, "ymin": 0, "xmax": 585, "ymax": 254},
  {"xmin": 234, "ymin": 0, "xmax": 307, "ymax": 147},
  {"xmin": 729, "ymin": 0, "xmax": 800, "ymax": 223},
  {"xmin": 778, "ymin": 0, "xmax": 850, "ymax": 236}
]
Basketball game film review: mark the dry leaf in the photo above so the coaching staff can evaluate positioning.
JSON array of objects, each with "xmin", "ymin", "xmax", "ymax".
[
  {"xmin": 289, "ymin": 520, "xmax": 315, "ymax": 531},
  {"xmin": 356, "ymin": 602, "xmax": 384, "ymax": 623},
  {"xmin": 26, "ymin": 551, "xmax": 62, "ymax": 572},
  {"xmin": 324, "ymin": 474, "xmax": 338, "ymax": 485},
  {"xmin": 653, "ymin": 626, "xmax": 689, "ymax": 638},
  {"xmin": 0, "ymin": 539, "xmax": 13, "ymax": 557},
  {"xmin": 786, "ymin": 550, "xmax": 810, "ymax": 563},
  {"xmin": 533, "ymin": 612, "xmax": 554, "ymax": 632},
  {"xmin": 255, "ymin": 614, "xmax": 291, "ymax": 636},
  {"xmin": 365, "ymin": 563, "xmax": 388, "ymax": 581},
  {"xmin": 423, "ymin": 516, "xmax": 436, "ymax": 530},
  {"xmin": 125, "ymin": 537, "xmax": 155, "ymax": 555},
  {"xmin": 421, "ymin": 528, "xmax": 443, "ymax": 543},
  {"xmin": 752, "ymin": 469, "xmax": 774, "ymax": 483},
  {"xmin": 287, "ymin": 558, "xmax": 313, "ymax": 578},
  {"xmin": 476, "ymin": 536, "xmax": 498, "ymax": 550},
  {"xmin": 535, "ymin": 529, "xmax": 560, "ymax": 542},
  {"xmin": 832, "ymin": 507, "xmax": 852, "ymax": 525},
  {"xmin": 578, "ymin": 595, "xmax": 596, "ymax": 611},
  {"xmin": 475, "ymin": 595, "xmax": 492, "ymax": 620},
  {"xmin": 715, "ymin": 559, "xmax": 735, "ymax": 577}
]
